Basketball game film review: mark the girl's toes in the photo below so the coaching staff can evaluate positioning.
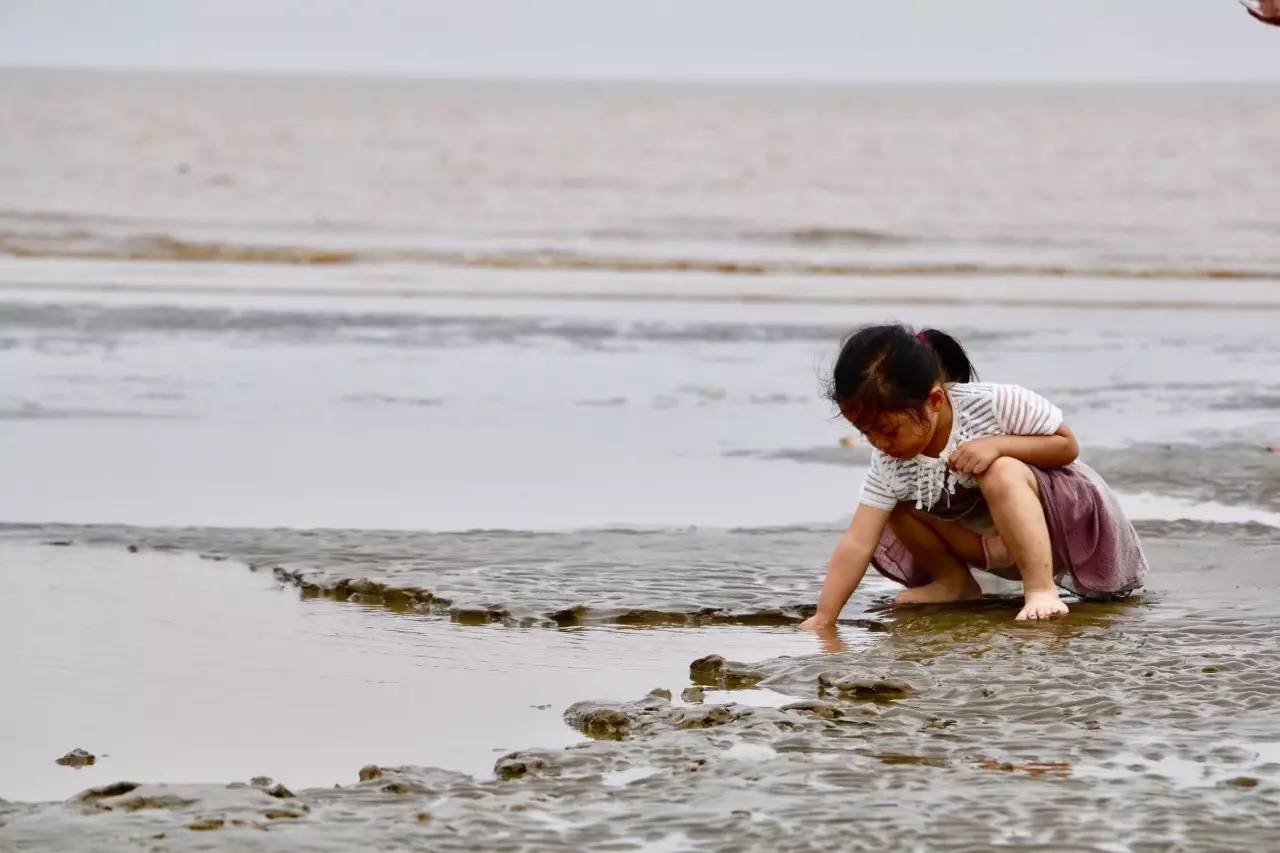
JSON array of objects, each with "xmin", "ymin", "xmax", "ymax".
[
  {"xmin": 1016, "ymin": 604, "xmax": 1067, "ymax": 621},
  {"xmin": 1017, "ymin": 592, "xmax": 1068, "ymax": 621}
]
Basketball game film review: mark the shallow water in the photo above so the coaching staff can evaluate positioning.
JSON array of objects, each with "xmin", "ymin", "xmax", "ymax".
[
  {"xmin": 2, "ymin": 290, "xmax": 1278, "ymax": 532},
  {"xmin": 0, "ymin": 542, "xmax": 821, "ymax": 803},
  {"xmin": 3, "ymin": 522, "xmax": 1279, "ymax": 850}
]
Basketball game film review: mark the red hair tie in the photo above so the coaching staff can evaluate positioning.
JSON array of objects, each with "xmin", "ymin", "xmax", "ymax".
[{"xmin": 916, "ymin": 331, "xmax": 929, "ymax": 343}]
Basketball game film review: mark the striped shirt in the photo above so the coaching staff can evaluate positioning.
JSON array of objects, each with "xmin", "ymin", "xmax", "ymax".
[{"xmin": 858, "ymin": 382, "xmax": 1065, "ymax": 512}]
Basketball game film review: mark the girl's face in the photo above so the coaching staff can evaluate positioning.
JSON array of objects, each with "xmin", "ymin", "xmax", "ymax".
[{"xmin": 840, "ymin": 386, "xmax": 947, "ymax": 460}]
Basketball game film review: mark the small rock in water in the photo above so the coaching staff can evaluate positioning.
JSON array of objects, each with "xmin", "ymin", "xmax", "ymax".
[
  {"xmin": 358, "ymin": 765, "xmax": 383, "ymax": 781},
  {"xmin": 667, "ymin": 705, "xmax": 734, "ymax": 729},
  {"xmin": 647, "ymin": 687, "xmax": 672, "ymax": 701},
  {"xmin": 347, "ymin": 578, "xmax": 384, "ymax": 596},
  {"xmin": 818, "ymin": 672, "xmax": 911, "ymax": 699},
  {"xmin": 495, "ymin": 752, "xmax": 550, "ymax": 779},
  {"xmin": 564, "ymin": 702, "xmax": 633, "ymax": 739},
  {"xmin": 55, "ymin": 748, "xmax": 96, "ymax": 768},
  {"xmin": 688, "ymin": 654, "xmax": 765, "ymax": 688},
  {"xmin": 681, "ymin": 686, "xmax": 706, "ymax": 703},
  {"xmin": 548, "ymin": 605, "xmax": 586, "ymax": 626},
  {"xmin": 249, "ymin": 776, "xmax": 273, "ymax": 787},
  {"xmin": 75, "ymin": 781, "xmax": 139, "ymax": 802},
  {"xmin": 781, "ymin": 699, "xmax": 846, "ymax": 720},
  {"xmin": 450, "ymin": 605, "xmax": 510, "ymax": 625}
]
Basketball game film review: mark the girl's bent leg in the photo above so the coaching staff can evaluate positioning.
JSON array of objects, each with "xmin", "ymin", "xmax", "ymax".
[
  {"xmin": 977, "ymin": 457, "xmax": 1069, "ymax": 620},
  {"xmin": 888, "ymin": 504, "xmax": 982, "ymax": 605}
]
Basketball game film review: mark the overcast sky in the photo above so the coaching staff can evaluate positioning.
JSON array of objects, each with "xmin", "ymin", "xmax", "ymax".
[{"xmin": 1, "ymin": 0, "xmax": 1276, "ymax": 82}]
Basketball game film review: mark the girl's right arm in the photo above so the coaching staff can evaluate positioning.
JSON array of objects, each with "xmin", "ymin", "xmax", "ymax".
[{"xmin": 799, "ymin": 503, "xmax": 893, "ymax": 631}]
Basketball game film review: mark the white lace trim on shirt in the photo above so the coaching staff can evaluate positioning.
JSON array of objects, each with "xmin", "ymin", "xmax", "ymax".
[{"xmin": 913, "ymin": 424, "xmax": 961, "ymax": 510}]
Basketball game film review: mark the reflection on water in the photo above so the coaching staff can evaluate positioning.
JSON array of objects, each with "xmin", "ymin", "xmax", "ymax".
[
  {"xmin": 3, "ymin": 290, "xmax": 1280, "ymax": 532},
  {"xmin": 0, "ymin": 543, "xmax": 827, "ymax": 803}
]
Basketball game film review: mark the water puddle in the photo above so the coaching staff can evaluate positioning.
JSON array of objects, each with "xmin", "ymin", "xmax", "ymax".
[
  {"xmin": 721, "ymin": 742, "xmax": 778, "ymax": 762},
  {"xmin": 1080, "ymin": 753, "xmax": 1214, "ymax": 787},
  {"xmin": 0, "ymin": 543, "xmax": 828, "ymax": 803},
  {"xmin": 601, "ymin": 766, "xmax": 660, "ymax": 787},
  {"xmin": 1076, "ymin": 741, "xmax": 1280, "ymax": 789},
  {"xmin": 1118, "ymin": 491, "xmax": 1280, "ymax": 528}
]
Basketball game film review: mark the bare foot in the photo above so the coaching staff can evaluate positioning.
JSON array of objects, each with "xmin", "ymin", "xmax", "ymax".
[
  {"xmin": 894, "ymin": 575, "xmax": 982, "ymax": 606},
  {"xmin": 1016, "ymin": 589, "xmax": 1069, "ymax": 621}
]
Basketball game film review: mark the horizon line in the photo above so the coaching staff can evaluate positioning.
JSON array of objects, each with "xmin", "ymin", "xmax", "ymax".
[{"xmin": 2, "ymin": 62, "xmax": 1276, "ymax": 87}]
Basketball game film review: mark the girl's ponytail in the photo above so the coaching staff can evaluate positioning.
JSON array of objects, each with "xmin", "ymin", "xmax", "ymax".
[
  {"xmin": 917, "ymin": 329, "xmax": 977, "ymax": 384},
  {"xmin": 829, "ymin": 324, "xmax": 978, "ymax": 426}
]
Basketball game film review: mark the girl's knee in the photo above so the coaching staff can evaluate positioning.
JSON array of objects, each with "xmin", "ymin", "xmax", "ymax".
[{"xmin": 977, "ymin": 456, "xmax": 1034, "ymax": 499}]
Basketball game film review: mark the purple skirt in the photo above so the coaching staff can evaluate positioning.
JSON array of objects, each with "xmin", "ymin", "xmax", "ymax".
[{"xmin": 871, "ymin": 462, "xmax": 1147, "ymax": 599}]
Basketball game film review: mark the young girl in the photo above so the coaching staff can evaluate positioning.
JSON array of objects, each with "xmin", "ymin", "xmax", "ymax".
[{"xmin": 799, "ymin": 324, "xmax": 1147, "ymax": 625}]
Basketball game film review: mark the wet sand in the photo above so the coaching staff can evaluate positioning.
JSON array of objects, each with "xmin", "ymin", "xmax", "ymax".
[
  {"xmin": 4, "ymin": 288, "xmax": 1280, "ymax": 850},
  {"xmin": 2, "ymin": 520, "xmax": 1279, "ymax": 850}
]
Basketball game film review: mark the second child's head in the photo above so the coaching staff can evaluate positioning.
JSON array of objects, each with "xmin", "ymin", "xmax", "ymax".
[{"xmin": 828, "ymin": 324, "xmax": 976, "ymax": 459}]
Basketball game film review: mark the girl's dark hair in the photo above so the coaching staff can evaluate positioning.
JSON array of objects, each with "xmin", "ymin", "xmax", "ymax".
[{"xmin": 827, "ymin": 324, "xmax": 976, "ymax": 426}]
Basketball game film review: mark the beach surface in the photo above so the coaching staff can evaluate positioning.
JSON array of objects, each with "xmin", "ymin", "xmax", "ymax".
[{"xmin": 2, "ymin": 72, "xmax": 1280, "ymax": 851}]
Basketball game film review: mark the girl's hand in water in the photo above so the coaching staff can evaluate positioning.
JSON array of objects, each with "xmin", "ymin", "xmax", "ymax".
[
  {"xmin": 799, "ymin": 615, "xmax": 845, "ymax": 652},
  {"xmin": 799, "ymin": 614, "xmax": 834, "ymax": 631},
  {"xmin": 949, "ymin": 437, "xmax": 1004, "ymax": 475}
]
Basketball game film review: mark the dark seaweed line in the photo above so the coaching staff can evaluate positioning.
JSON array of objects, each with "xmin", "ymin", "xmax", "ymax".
[
  {"xmin": 28, "ymin": 529, "xmax": 830, "ymax": 629},
  {"xmin": 6, "ymin": 237, "xmax": 1280, "ymax": 282},
  {"xmin": 264, "ymin": 563, "xmax": 825, "ymax": 629}
]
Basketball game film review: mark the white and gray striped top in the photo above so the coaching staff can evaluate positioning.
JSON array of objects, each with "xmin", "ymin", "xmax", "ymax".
[{"xmin": 857, "ymin": 382, "xmax": 1064, "ymax": 512}]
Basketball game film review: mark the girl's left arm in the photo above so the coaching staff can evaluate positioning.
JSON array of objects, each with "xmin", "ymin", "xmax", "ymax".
[{"xmin": 950, "ymin": 424, "xmax": 1078, "ymax": 475}]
